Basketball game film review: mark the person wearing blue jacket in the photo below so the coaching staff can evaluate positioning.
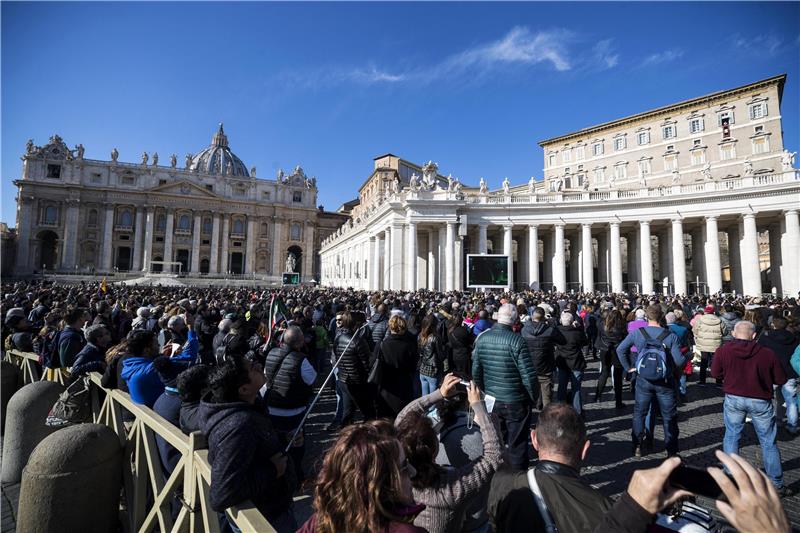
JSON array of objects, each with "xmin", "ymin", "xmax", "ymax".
[
  {"xmin": 122, "ymin": 314, "xmax": 198, "ymax": 408},
  {"xmin": 616, "ymin": 305, "xmax": 685, "ymax": 458}
]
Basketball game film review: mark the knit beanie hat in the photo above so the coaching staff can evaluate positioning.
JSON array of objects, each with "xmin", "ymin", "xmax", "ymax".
[{"xmin": 497, "ymin": 303, "xmax": 517, "ymax": 326}]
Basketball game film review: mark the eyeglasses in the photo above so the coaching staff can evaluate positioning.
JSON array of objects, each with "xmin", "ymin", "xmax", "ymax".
[{"xmin": 335, "ymin": 318, "xmax": 342, "ymax": 322}]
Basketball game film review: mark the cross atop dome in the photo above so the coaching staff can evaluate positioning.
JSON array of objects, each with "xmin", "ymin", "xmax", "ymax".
[{"xmin": 212, "ymin": 122, "xmax": 229, "ymax": 148}]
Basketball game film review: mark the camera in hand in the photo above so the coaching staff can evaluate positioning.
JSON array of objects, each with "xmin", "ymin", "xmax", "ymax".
[{"xmin": 668, "ymin": 464, "xmax": 734, "ymax": 501}]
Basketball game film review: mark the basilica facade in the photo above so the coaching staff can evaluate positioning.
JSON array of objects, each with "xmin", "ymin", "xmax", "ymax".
[
  {"xmin": 320, "ymin": 74, "xmax": 800, "ymax": 296},
  {"xmin": 13, "ymin": 124, "xmax": 345, "ymax": 282}
]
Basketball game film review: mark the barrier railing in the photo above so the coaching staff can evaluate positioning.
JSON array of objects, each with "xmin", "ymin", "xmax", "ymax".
[{"xmin": 2, "ymin": 350, "xmax": 275, "ymax": 533}]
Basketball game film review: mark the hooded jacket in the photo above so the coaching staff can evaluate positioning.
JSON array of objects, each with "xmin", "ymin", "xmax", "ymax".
[
  {"xmin": 692, "ymin": 314, "xmax": 724, "ymax": 353},
  {"xmin": 719, "ymin": 312, "xmax": 741, "ymax": 344},
  {"xmin": 758, "ymin": 329, "xmax": 800, "ymax": 379},
  {"xmin": 711, "ymin": 339, "xmax": 787, "ymax": 400},
  {"xmin": 199, "ymin": 397, "xmax": 291, "ymax": 520},
  {"xmin": 520, "ymin": 320, "xmax": 562, "ymax": 375},
  {"xmin": 368, "ymin": 312, "xmax": 390, "ymax": 349},
  {"xmin": 554, "ymin": 325, "xmax": 588, "ymax": 372}
]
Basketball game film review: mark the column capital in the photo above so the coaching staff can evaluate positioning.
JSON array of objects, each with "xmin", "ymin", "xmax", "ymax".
[
  {"xmin": 639, "ymin": 219, "xmax": 651, "ymax": 226},
  {"xmin": 478, "ymin": 221, "xmax": 489, "ymax": 227},
  {"xmin": 503, "ymin": 223, "xmax": 514, "ymax": 230},
  {"xmin": 783, "ymin": 209, "xmax": 799, "ymax": 217},
  {"xmin": 608, "ymin": 221, "xmax": 620, "ymax": 228},
  {"xmin": 741, "ymin": 212, "xmax": 756, "ymax": 220},
  {"xmin": 671, "ymin": 217, "xmax": 683, "ymax": 224},
  {"xmin": 704, "ymin": 215, "xmax": 718, "ymax": 222},
  {"xmin": 527, "ymin": 223, "xmax": 539, "ymax": 229},
  {"xmin": 554, "ymin": 221, "xmax": 566, "ymax": 228},
  {"xmin": 581, "ymin": 222, "xmax": 592, "ymax": 229}
]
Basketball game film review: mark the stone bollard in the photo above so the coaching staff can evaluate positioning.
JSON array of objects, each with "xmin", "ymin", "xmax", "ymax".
[
  {"xmin": 1, "ymin": 360, "xmax": 22, "ymax": 434},
  {"xmin": 1, "ymin": 380, "xmax": 64, "ymax": 483},
  {"xmin": 17, "ymin": 424, "xmax": 122, "ymax": 533}
]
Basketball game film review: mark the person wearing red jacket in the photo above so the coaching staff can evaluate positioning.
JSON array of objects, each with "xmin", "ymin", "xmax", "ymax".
[{"xmin": 711, "ymin": 320, "xmax": 793, "ymax": 498}]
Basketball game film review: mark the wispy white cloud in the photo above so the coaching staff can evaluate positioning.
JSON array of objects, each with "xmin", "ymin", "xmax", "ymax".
[
  {"xmin": 640, "ymin": 49, "xmax": 684, "ymax": 67},
  {"xmin": 732, "ymin": 34, "xmax": 783, "ymax": 55},
  {"xmin": 276, "ymin": 26, "xmax": 617, "ymax": 89}
]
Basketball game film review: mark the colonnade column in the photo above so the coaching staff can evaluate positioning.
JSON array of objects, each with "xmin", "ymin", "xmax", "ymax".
[
  {"xmin": 437, "ymin": 226, "xmax": 446, "ymax": 290},
  {"xmin": 553, "ymin": 223, "xmax": 566, "ymax": 293},
  {"xmin": 445, "ymin": 222, "xmax": 456, "ymax": 291},
  {"xmin": 370, "ymin": 235, "xmax": 380, "ymax": 290},
  {"xmin": 528, "ymin": 225, "xmax": 539, "ymax": 289},
  {"xmin": 407, "ymin": 222, "xmax": 418, "ymax": 290},
  {"xmin": 581, "ymin": 224, "xmax": 593, "ymax": 292},
  {"xmin": 740, "ymin": 214, "xmax": 761, "ymax": 296},
  {"xmin": 383, "ymin": 227, "xmax": 391, "ymax": 290},
  {"xmin": 769, "ymin": 225, "xmax": 782, "ymax": 294},
  {"xmin": 191, "ymin": 213, "xmax": 202, "ymax": 273},
  {"xmin": 596, "ymin": 232, "xmax": 608, "ymax": 292},
  {"xmin": 142, "ymin": 206, "xmax": 154, "ymax": 272},
  {"xmin": 245, "ymin": 218, "xmax": 257, "ymax": 274},
  {"xmin": 478, "ymin": 223, "xmax": 488, "ymax": 254},
  {"xmin": 783, "ymin": 210, "xmax": 800, "ymax": 295},
  {"xmin": 220, "ymin": 215, "xmax": 230, "ymax": 274},
  {"xmin": 728, "ymin": 226, "xmax": 742, "ymax": 294},
  {"xmin": 209, "ymin": 214, "xmax": 220, "ymax": 274},
  {"xmin": 671, "ymin": 218, "xmax": 687, "ymax": 295},
  {"xmin": 609, "ymin": 222, "xmax": 623, "ymax": 293},
  {"xmin": 390, "ymin": 224, "xmax": 404, "ymax": 290},
  {"xmin": 639, "ymin": 221, "xmax": 653, "ymax": 294},
  {"xmin": 101, "ymin": 205, "xmax": 114, "ymax": 271},
  {"xmin": 704, "ymin": 216, "xmax": 722, "ymax": 294},
  {"xmin": 14, "ymin": 197, "xmax": 32, "ymax": 270},
  {"xmin": 427, "ymin": 230, "xmax": 436, "ymax": 290},
  {"xmin": 132, "ymin": 208, "xmax": 144, "ymax": 271},
  {"xmin": 163, "ymin": 210, "xmax": 174, "ymax": 265},
  {"xmin": 503, "ymin": 225, "xmax": 513, "ymax": 289}
]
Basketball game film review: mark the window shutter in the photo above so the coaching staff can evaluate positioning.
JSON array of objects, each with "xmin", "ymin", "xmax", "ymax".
[{"xmin": 762, "ymin": 102, "xmax": 768, "ymax": 117}]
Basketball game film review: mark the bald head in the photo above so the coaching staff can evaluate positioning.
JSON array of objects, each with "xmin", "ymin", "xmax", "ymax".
[
  {"xmin": 733, "ymin": 320, "xmax": 756, "ymax": 340},
  {"xmin": 283, "ymin": 326, "xmax": 305, "ymax": 350}
]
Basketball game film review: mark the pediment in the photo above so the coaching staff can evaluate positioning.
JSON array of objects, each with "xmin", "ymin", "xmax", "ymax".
[{"xmin": 148, "ymin": 180, "xmax": 219, "ymax": 198}]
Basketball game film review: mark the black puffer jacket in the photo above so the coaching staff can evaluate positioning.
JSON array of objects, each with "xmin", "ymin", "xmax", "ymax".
[
  {"xmin": 367, "ymin": 312, "xmax": 389, "ymax": 349},
  {"xmin": 264, "ymin": 346, "xmax": 312, "ymax": 409},
  {"xmin": 554, "ymin": 325, "xmax": 588, "ymax": 371},
  {"xmin": 521, "ymin": 320, "xmax": 562, "ymax": 375},
  {"xmin": 333, "ymin": 328, "xmax": 372, "ymax": 385},
  {"xmin": 448, "ymin": 324, "xmax": 474, "ymax": 374},
  {"xmin": 376, "ymin": 332, "xmax": 419, "ymax": 415},
  {"xmin": 758, "ymin": 329, "xmax": 800, "ymax": 379}
]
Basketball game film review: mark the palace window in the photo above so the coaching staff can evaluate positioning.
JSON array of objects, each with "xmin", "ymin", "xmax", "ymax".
[
  {"xmin": 290, "ymin": 223, "xmax": 301, "ymax": 241},
  {"xmin": 261, "ymin": 222, "xmax": 269, "ymax": 236},
  {"xmin": 592, "ymin": 142, "xmax": 604, "ymax": 156},
  {"xmin": 664, "ymin": 154, "xmax": 679, "ymax": 171},
  {"xmin": 614, "ymin": 163, "xmax": 627, "ymax": 181},
  {"xmin": 637, "ymin": 131, "xmax": 650, "ymax": 146},
  {"xmin": 91, "ymin": 173, "xmax": 103, "ymax": 184},
  {"xmin": 575, "ymin": 146, "xmax": 585, "ymax": 161},
  {"xmin": 749, "ymin": 102, "xmax": 767, "ymax": 120},
  {"xmin": 293, "ymin": 191, "xmax": 303, "ymax": 203},
  {"xmin": 638, "ymin": 159, "xmax": 652, "ymax": 176},
  {"xmin": 562, "ymin": 149, "xmax": 571, "ymax": 164},
  {"xmin": 689, "ymin": 118, "xmax": 704, "ymax": 134},
  {"xmin": 614, "ymin": 136, "xmax": 626, "ymax": 151},
  {"xmin": 662, "ymin": 125, "xmax": 676, "ymax": 140},
  {"xmin": 718, "ymin": 110, "xmax": 735, "ymax": 126},
  {"xmin": 690, "ymin": 149, "xmax": 706, "ymax": 166},
  {"xmin": 202, "ymin": 217, "xmax": 213, "ymax": 234},
  {"xmin": 720, "ymin": 143, "xmax": 736, "ymax": 160},
  {"xmin": 120, "ymin": 174, "xmax": 136, "ymax": 186},
  {"xmin": 548, "ymin": 153, "xmax": 556, "ymax": 167},
  {"xmin": 42, "ymin": 205, "xmax": 58, "ymax": 225},
  {"xmin": 594, "ymin": 167, "xmax": 605, "ymax": 183},
  {"xmin": 159, "ymin": 179, "xmax": 167, "ymax": 186},
  {"xmin": 262, "ymin": 191, "xmax": 271, "ymax": 200},
  {"xmin": 205, "ymin": 184, "xmax": 213, "ymax": 192},
  {"xmin": 87, "ymin": 209, "xmax": 98, "ymax": 228},
  {"xmin": 46, "ymin": 164, "xmax": 61, "ymax": 179},
  {"xmin": 754, "ymin": 125, "xmax": 764, "ymax": 134},
  {"xmin": 752, "ymin": 137, "xmax": 769, "ymax": 154}
]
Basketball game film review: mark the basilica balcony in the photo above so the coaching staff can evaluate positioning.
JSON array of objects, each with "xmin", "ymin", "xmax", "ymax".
[
  {"xmin": 115, "ymin": 224, "xmax": 133, "ymax": 232},
  {"xmin": 175, "ymin": 228, "xmax": 191, "ymax": 236}
]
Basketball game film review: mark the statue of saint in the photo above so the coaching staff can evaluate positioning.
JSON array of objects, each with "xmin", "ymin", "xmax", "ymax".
[
  {"xmin": 528, "ymin": 176, "xmax": 536, "ymax": 195},
  {"xmin": 170, "ymin": 154, "xmax": 177, "ymax": 168},
  {"xmin": 111, "ymin": 148, "xmax": 119, "ymax": 162},
  {"xmin": 479, "ymin": 177, "xmax": 488, "ymax": 195},
  {"xmin": 781, "ymin": 149, "xmax": 796, "ymax": 171},
  {"xmin": 743, "ymin": 158, "xmax": 753, "ymax": 176},
  {"xmin": 392, "ymin": 177, "xmax": 401, "ymax": 195},
  {"xmin": 409, "ymin": 172, "xmax": 419, "ymax": 191},
  {"xmin": 583, "ymin": 178, "xmax": 590, "ymax": 191},
  {"xmin": 502, "ymin": 177, "xmax": 511, "ymax": 196},
  {"xmin": 250, "ymin": 166, "xmax": 257, "ymax": 176},
  {"xmin": 75, "ymin": 144, "xmax": 85, "ymax": 159},
  {"xmin": 152, "ymin": 152, "xmax": 159, "ymax": 166},
  {"xmin": 141, "ymin": 152, "xmax": 149, "ymax": 165},
  {"xmin": 185, "ymin": 153, "xmax": 193, "ymax": 169},
  {"xmin": 701, "ymin": 162, "xmax": 712, "ymax": 181},
  {"xmin": 671, "ymin": 170, "xmax": 681, "ymax": 184},
  {"xmin": 26, "ymin": 139, "xmax": 34, "ymax": 154},
  {"xmin": 285, "ymin": 253, "xmax": 296, "ymax": 273},
  {"xmin": 447, "ymin": 174, "xmax": 454, "ymax": 192},
  {"xmin": 277, "ymin": 168, "xmax": 285, "ymax": 181}
]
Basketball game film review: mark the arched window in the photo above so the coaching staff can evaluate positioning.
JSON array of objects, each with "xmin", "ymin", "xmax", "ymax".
[
  {"xmin": 261, "ymin": 222, "xmax": 269, "ymax": 236},
  {"xmin": 119, "ymin": 210, "xmax": 133, "ymax": 227},
  {"xmin": 156, "ymin": 215, "xmax": 166, "ymax": 231},
  {"xmin": 43, "ymin": 206, "xmax": 57, "ymax": 224},
  {"xmin": 202, "ymin": 217, "xmax": 213, "ymax": 234},
  {"xmin": 178, "ymin": 214, "xmax": 190, "ymax": 230},
  {"xmin": 233, "ymin": 219, "xmax": 244, "ymax": 235},
  {"xmin": 290, "ymin": 223, "xmax": 301, "ymax": 241},
  {"xmin": 87, "ymin": 209, "xmax": 98, "ymax": 227}
]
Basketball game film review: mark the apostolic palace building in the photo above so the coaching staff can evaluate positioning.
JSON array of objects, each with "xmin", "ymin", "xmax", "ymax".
[
  {"xmin": 320, "ymin": 74, "xmax": 800, "ymax": 297},
  {"xmin": 12, "ymin": 124, "xmax": 346, "ymax": 283}
]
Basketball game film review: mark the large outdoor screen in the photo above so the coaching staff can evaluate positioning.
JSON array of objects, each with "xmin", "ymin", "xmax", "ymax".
[{"xmin": 467, "ymin": 254, "xmax": 509, "ymax": 288}]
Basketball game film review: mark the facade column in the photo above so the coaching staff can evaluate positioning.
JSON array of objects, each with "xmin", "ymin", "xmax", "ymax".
[
  {"xmin": 390, "ymin": 224, "xmax": 404, "ymax": 290},
  {"xmin": 163, "ymin": 210, "xmax": 174, "ymax": 266},
  {"xmin": 142, "ymin": 207, "xmax": 154, "ymax": 272},
  {"xmin": 245, "ymin": 218, "xmax": 257, "ymax": 274},
  {"xmin": 427, "ymin": 230, "xmax": 436, "ymax": 290},
  {"xmin": 691, "ymin": 229, "xmax": 705, "ymax": 291},
  {"xmin": 553, "ymin": 223, "xmax": 566, "ymax": 293},
  {"xmin": 659, "ymin": 230, "xmax": 674, "ymax": 293},
  {"xmin": 209, "ymin": 214, "xmax": 220, "ymax": 274},
  {"xmin": 270, "ymin": 217, "xmax": 283, "ymax": 276},
  {"xmin": 671, "ymin": 218, "xmax": 687, "ymax": 295},
  {"xmin": 407, "ymin": 221, "xmax": 418, "ymax": 290},
  {"xmin": 15, "ymin": 197, "xmax": 33, "ymax": 270},
  {"xmin": 596, "ymin": 232, "xmax": 608, "ymax": 292},
  {"xmin": 528, "ymin": 225, "xmax": 539, "ymax": 289},
  {"xmin": 740, "ymin": 213, "xmax": 761, "ymax": 296},
  {"xmin": 438, "ymin": 226, "xmax": 446, "ymax": 290},
  {"xmin": 132, "ymin": 207, "xmax": 144, "ymax": 271},
  {"xmin": 383, "ymin": 227, "xmax": 391, "ymax": 290},
  {"xmin": 191, "ymin": 213, "xmax": 202, "ymax": 273},
  {"xmin": 704, "ymin": 216, "xmax": 722, "ymax": 294},
  {"xmin": 639, "ymin": 221, "xmax": 653, "ymax": 294},
  {"xmin": 728, "ymin": 226, "xmax": 742, "ymax": 294},
  {"xmin": 768, "ymin": 225, "xmax": 782, "ymax": 294},
  {"xmin": 445, "ymin": 222, "xmax": 456, "ymax": 291},
  {"xmin": 782, "ymin": 210, "xmax": 800, "ymax": 295},
  {"xmin": 478, "ymin": 222, "xmax": 488, "ymax": 254},
  {"xmin": 609, "ymin": 222, "xmax": 623, "ymax": 293},
  {"xmin": 503, "ymin": 225, "xmax": 513, "ymax": 289},
  {"xmin": 542, "ymin": 229, "xmax": 552, "ymax": 287},
  {"xmin": 455, "ymin": 235, "xmax": 463, "ymax": 290},
  {"xmin": 220, "ymin": 215, "xmax": 230, "ymax": 274},
  {"xmin": 61, "ymin": 200, "xmax": 80, "ymax": 270},
  {"xmin": 303, "ymin": 222, "xmax": 315, "ymax": 281},
  {"xmin": 582, "ymin": 224, "xmax": 594, "ymax": 292},
  {"xmin": 101, "ymin": 205, "xmax": 114, "ymax": 271}
]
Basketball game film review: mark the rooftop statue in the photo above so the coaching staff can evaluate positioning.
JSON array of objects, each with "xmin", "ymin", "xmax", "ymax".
[
  {"xmin": 701, "ymin": 162, "xmax": 712, "ymax": 181},
  {"xmin": 479, "ymin": 177, "xmax": 487, "ymax": 195},
  {"xmin": 409, "ymin": 172, "xmax": 420, "ymax": 191},
  {"xmin": 528, "ymin": 176, "xmax": 536, "ymax": 194},
  {"xmin": 251, "ymin": 166, "xmax": 256, "ymax": 177},
  {"xmin": 502, "ymin": 177, "xmax": 510, "ymax": 195},
  {"xmin": 152, "ymin": 152, "xmax": 159, "ymax": 166},
  {"xmin": 782, "ymin": 149, "xmax": 796, "ymax": 171},
  {"xmin": 26, "ymin": 139, "xmax": 34, "ymax": 154},
  {"xmin": 170, "ymin": 154, "xmax": 177, "ymax": 168},
  {"xmin": 141, "ymin": 152, "xmax": 149, "ymax": 165},
  {"xmin": 111, "ymin": 148, "xmax": 119, "ymax": 162},
  {"xmin": 185, "ymin": 153, "xmax": 193, "ymax": 169},
  {"xmin": 76, "ymin": 144, "xmax": 85, "ymax": 159}
]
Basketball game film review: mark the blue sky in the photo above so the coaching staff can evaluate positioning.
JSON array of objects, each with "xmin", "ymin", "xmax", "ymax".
[{"xmin": 3, "ymin": 1, "xmax": 799, "ymax": 225}]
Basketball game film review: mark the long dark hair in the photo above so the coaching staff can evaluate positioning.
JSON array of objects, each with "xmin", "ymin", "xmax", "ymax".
[
  {"xmin": 418, "ymin": 313, "xmax": 437, "ymax": 347},
  {"xmin": 604, "ymin": 309, "xmax": 626, "ymax": 333},
  {"xmin": 396, "ymin": 410, "xmax": 444, "ymax": 490}
]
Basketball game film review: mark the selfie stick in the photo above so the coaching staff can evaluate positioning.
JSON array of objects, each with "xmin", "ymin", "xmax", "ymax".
[{"xmin": 284, "ymin": 322, "xmax": 369, "ymax": 453}]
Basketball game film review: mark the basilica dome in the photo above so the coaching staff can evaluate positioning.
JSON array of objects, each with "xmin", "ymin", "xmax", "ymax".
[{"xmin": 189, "ymin": 123, "xmax": 250, "ymax": 177}]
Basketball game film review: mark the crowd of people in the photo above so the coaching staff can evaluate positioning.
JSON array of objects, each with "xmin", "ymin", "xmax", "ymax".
[{"xmin": 2, "ymin": 279, "xmax": 799, "ymax": 533}]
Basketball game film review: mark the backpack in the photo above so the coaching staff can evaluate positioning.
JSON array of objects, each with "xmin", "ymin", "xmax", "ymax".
[
  {"xmin": 215, "ymin": 333, "xmax": 235, "ymax": 365},
  {"xmin": 635, "ymin": 327, "xmax": 671, "ymax": 382},
  {"xmin": 46, "ymin": 375, "xmax": 92, "ymax": 427}
]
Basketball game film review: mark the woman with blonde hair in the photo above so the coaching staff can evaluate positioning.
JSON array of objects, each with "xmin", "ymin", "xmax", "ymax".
[{"xmin": 298, "ymin": 420, "xmax": 425, "ymax": 533}]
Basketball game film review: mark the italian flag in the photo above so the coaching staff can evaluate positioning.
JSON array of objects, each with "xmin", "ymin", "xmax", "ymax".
[{"xmin": 265, "ymin": 294, "xmax": 289, "ymax": 346}]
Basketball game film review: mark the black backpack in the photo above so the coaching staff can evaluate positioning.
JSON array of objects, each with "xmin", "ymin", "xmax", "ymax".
[{"xmin": 215, "ymin": 333, "xmax": 235, "ymax": 365}]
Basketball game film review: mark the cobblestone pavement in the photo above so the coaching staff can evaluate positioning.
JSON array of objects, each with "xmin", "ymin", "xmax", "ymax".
[{"xmin": 298, "ymin": 357, "xmax": 800, "ymax": 531}]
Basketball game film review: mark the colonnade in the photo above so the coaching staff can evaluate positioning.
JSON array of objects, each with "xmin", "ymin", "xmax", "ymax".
[{"xmin": 323, "ymin": 209, "xmax": 800, "ymax": 296}]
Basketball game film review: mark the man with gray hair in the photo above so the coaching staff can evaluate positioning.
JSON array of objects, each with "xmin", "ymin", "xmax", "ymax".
[
  {"xmin": 711, "ymin": 320, "xmax": 792, "ymax": 497},
  {"xmin": 472, "ymin": 303, "xmax": 538, "ymax": 469}
]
